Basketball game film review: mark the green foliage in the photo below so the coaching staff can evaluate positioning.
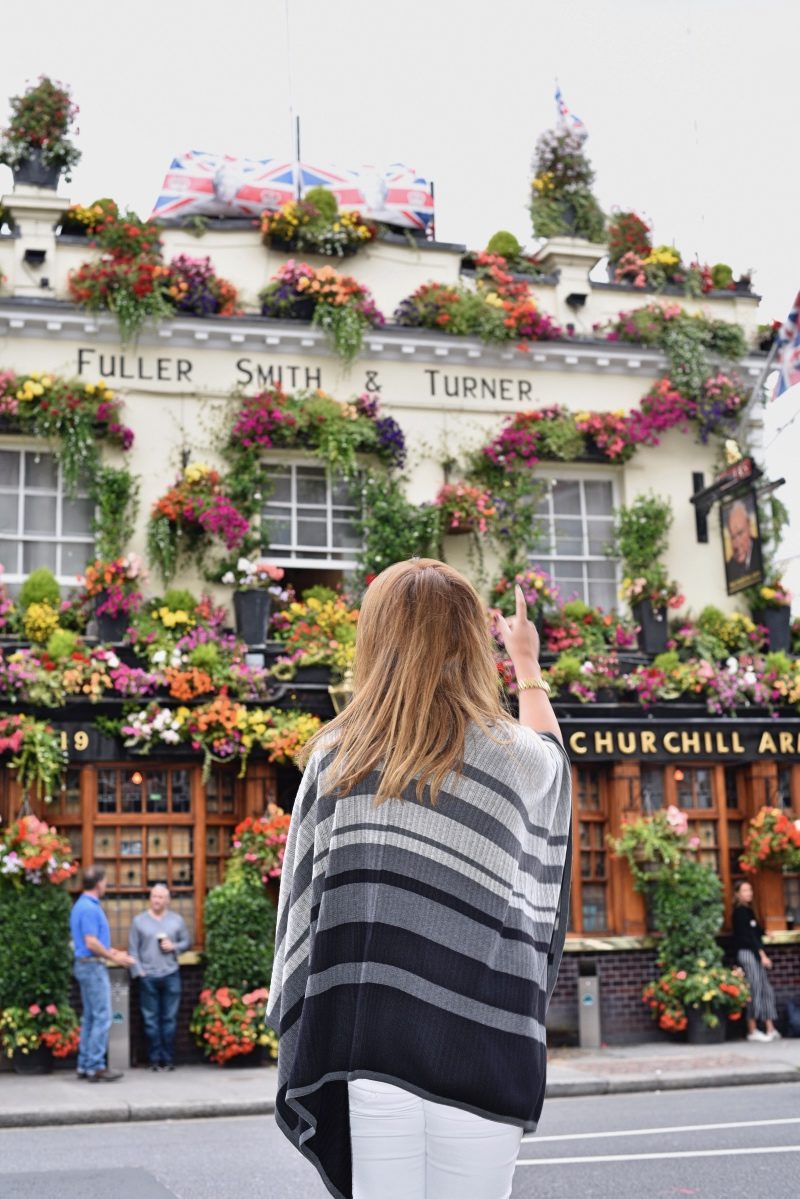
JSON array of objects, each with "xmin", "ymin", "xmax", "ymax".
[
  {"xmin": 650, "ymin": 858, "xmax": 724, "ymax": 972},
  {"xmin": 303, "ymin": 186, "xmax": 338, "ymax": 221},
  {"xmin": 548, "ymin": 653, "xmax": 584, "ymax": 685},
  {"xmin": 19, "ymin": 568, "xmax": 60, "ymax": 611},
  {"xmin": 607, "ymin": 809, "xmax": 689, "ymax": 891},
  {"xmin": 312, "ymin": 301, "xmax": 370, "ymax": 366},
  {"xmin": 354, "ymin": 473, "xmax": 440, "ymax": 590},
  {"xmin": 162, "ymin": 589, "xmax": 198, "ymax": 613},
  {"xmin": 711, "ymin": 263, "xmax": 733, "ymax": 289},
  {"xmin": 0, "ymin": 883, "xmax": 73, "ymax": 1009},
  {"xmin": 612, "ymin": 494, "xmax": 673, "ymax": 577},
  {"xmin": 45, "ymin": 629, "xmax": 80, "ymax": 661},
  {"xmin": 529, "ymin": 127, "xmax": 606, "ymax": 243},
  {"xmin": 203, "ymin": 875, "xmax": 278, "ymax": 991},
  {"xmin": 91, "ymin": 466, "xmax": 139, "ymax": 560},
  {"xmin": 535, "ymin": 411, "xmax": 585, "ymax": 460},
  {"xmin": 486, "ymin": 230, "xmax": 522, "ymax": 259},
  {"xmin": 188, "ymin": 643, "xmax": 221, "ymax": 673}
]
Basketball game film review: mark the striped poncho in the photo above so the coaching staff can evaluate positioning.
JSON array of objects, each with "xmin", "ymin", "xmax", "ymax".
[{"xmin": 266, "ymin": 719, "xmax": 572, "ymax": 1199}]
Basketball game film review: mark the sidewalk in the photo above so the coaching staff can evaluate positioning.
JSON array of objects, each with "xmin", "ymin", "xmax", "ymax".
[{"xmin": 1, "ymin": 1039, "xmax": 798, "ymax": 1128}]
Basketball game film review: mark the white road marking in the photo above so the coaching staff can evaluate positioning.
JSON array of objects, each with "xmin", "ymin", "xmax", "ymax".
[
  {"xmin": 517, "ymin": 1146, "xmax": 800, "ymax": 1166},
  {"xmin": 521, "ymin": 1115, "xmax": 800, "ymax": 1144}
]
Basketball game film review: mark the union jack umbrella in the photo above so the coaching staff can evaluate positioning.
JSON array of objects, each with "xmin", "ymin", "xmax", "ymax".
[
  {"xmin": 772, "ymin": 289, "xmax": 800, "ymax": 400},
  {"xmin": 151, "ymin": 151, "xmax": 434, "ymax": 231}
]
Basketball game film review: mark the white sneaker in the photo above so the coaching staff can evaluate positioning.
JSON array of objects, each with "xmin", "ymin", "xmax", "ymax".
[
  {"xmin": 767, "ymin": 1029, "xmax": 782, "ymax": 1041},
  {"xmin": 747, "ymin": 1030, "xmax": 771, "ymax": 1042}
]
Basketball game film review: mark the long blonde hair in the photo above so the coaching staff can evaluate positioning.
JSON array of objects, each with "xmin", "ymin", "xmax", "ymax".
[{"xmin": 298, "ymin": 558, "xmax": 511, "ymax": 805}]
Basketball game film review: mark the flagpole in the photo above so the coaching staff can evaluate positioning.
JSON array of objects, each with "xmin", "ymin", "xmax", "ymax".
[{"xmin": 736, "ymin": 336, "xmax": 780, "ymax": 435}]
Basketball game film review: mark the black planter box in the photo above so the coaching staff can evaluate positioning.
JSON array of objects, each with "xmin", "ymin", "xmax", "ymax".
[
  {"xmin": 686, "ymin": 1008, "xmax": 726, "ymax": 1045},
  {"xmin": 233, "ymin": 590, "xmax": 272, "ymax": 648},
  {"xmin": 632, "ymin": 600, "xmax": 669, "ymax": 656},
  {"xmin": 753, "ymin": 607, "xmax": 791, "ymax": 653},
  {"xmin": 260, "ymin": 297, "xmax": 316, "ymax": 322}
]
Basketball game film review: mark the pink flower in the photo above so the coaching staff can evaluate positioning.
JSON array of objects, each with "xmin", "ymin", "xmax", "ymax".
[
  {"xmin": 28, "ymin": 1004, "xmax": 41, "ymax": 1016},
  {"xmin": 665, "ymin": 805, "xmax": 688, "ymax": 836},
  {"xmin": 688, "ymin": 836, "xmax": 701, "ymax": 850},
  {"xmin": 46, "ymin": 1004, "xmax": 58, "ymax": 1015}
]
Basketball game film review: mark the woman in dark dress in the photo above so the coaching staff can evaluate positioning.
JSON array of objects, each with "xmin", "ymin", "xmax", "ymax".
[{"xmin": 732, "ymin": 880, "xmax": 779, "ymax": 1042}]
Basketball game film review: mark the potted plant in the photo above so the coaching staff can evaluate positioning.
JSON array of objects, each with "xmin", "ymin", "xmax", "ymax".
[
  {"xmin": 607, "ymin": 211, "xmax": 652, "ymax": 280},
  {"xmin": 529, "ymin": 127, "xmax": 605, "ymax": 243},
  {"xmin": 608, "ymin": 806, "xmax": 695, "ymax": 890},
  {"xmin": 80, "ymin": 555, "xmax": 146, "ymax": 643},
  {"xmin": 0, "ymin": 815, "xmax": 77, "ymax": 1074},
  {"xmin": 269, "ymin": 586, "xmax": 359, "ymax": 684},
  {"xmin": 739, "ymin": 806, "xmax": 800, "ymax": 874},
  {"xmin": 221, "ymin": 557, "xmax": 288, "ymax": 647},
  {"xmin": 643, "ymin": 962, "xmax": 749, "ymax": 1044},
  {"xmin": 259, "ymin": 261, "xmax": 384, "ymax": 364},
  {"xmin": 190, "ymin": 984, "xmax": 278, "ymax": 1066},
  {"xmin": 0, "ymin": 76, "xmax": 81, "ymax": 187},
  {"xmin": 434, "ymin": 482, "xmax": 497, "ymax": 535},
  {"xmin": 0, "ymin": 1002, "xmax": 80, "ymax": 1073},
  {"xmin": 147, "ymin": 462, "xmax": 250, "ymax": 585},
  {"xmin": 165, "ymin": 255, "xmax": 239, "ymax": 316},
  {"xmin": 260, "ymin": 188, "xmax": 375, "ymax": 257},
  {"xmin": 613, "ymin": 495, "xmax": 684, "ymax": 655},
  {"xmin": 747, "ymin": 579, "xmax": 792, "ymax": 653}
]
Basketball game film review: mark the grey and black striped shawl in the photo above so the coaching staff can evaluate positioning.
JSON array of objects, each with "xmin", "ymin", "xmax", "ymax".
[{"xmin": 266, "ymin": 719, "xmax": 572, "ymax": 1199}]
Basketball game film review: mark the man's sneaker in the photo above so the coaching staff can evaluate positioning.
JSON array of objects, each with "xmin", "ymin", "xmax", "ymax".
[
  {"xmin": 162, "ymin": 1063, "xmax": 175, "ymax": 1071},
  {"xmin": 87, "ymin": 1068, "xmax": 124, "ymax": 1082},
  {"xmin": 76, "ymin": 1070, "xmax": 88, "ymax": 1080},
  {"xmin": 747, "ymin": 1030, "xmax": 771, "ymax": 1042},
  {"xmin": 150, "ymin": 1063, "xmax": 161, "ymax": 1072}
]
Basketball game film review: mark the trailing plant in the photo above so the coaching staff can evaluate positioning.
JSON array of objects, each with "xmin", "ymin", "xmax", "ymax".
[
  {"xmin": 612, "ymin": 494, "xmax": 682, "ymax": 613},
  {"xmin": 0, "ymin": 369, "xmax": 134, "ymax": 495},
  {"xmin": 353, "ymin": 473, "xmax": 441, "ymax": 591},
  {"xmin": 259, "ymin": 261, "xmax": 384, "ymax": 364},
  {"xmin": 0, "ymin": 715, "xmax": 67, "ymax": 804},
  {"xmin": 607, "ymin": 806, "xmax": 693, "ymax": 891},
  {"xmin": 0, "ymin": 75, "xmax": 81, "ymax": 178},
  {"xmin": 92, "ymin": 465, "xmax": 139, "ymax": 559},
  {"xmin": 147, "ymin": 461, "xmax": 250, "ymax": 584}
]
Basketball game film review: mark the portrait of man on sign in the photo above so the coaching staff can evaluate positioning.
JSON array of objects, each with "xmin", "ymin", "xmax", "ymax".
[{"xmin": 722, "ymin": 492, "xmax": 764, "ymax": 594}]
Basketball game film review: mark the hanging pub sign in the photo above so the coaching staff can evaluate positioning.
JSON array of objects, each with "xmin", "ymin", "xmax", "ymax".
[{"xmin": 721, "ymin": 489, "xmax": 764, "ymax": 595}]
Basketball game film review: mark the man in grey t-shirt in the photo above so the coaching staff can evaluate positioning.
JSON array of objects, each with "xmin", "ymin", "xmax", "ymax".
[{"xmin": 128, "ymin": 884, "xmax": 190, "ymax": 1070}]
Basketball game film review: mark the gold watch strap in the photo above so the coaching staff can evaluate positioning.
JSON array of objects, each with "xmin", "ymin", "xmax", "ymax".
[{"xmin": 517, "ymin": 676, "xmax": 552, "ymax": 695}]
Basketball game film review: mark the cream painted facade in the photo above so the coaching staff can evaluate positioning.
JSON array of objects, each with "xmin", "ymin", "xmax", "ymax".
[{"xmin": 0, "ymin": 183, "xmax": 767, "ymax": 610}]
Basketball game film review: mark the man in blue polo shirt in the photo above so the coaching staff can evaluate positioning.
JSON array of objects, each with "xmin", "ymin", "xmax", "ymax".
[{"xmin": 70, "ymin": 865, "xmax": 136, "ymax": 1082}]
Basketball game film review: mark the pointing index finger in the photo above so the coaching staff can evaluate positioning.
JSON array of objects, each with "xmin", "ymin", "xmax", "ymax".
[{"xmin": 515, "ymin": 583, "xmax": 528, "ymax": 623}]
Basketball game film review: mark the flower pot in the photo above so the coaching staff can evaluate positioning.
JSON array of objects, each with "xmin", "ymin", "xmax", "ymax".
[
  {"xmin": 753, "ymin": 607, "xmax": 791, "ymax": 653},
  {"xmin": 632, "ymin": 600, "xmax": 668, "ymax": 656},
  {"xmin": 686, "ymin": 1008, "xmax": 726, "ymax": 1045},
  {"xmin": 445, "ymin": 521, "xmax": 475, "ymax": 536},
  {"xmin": 95, "ymin": 596, "xmax": 130, "ymax": 644},
  {"xmin": 560, "ymin": 201, "xmax": 577, "ymax": 235},
  {"xmin": 12, "ymin": 1045, "xmax": 54, "ymax": 1074},
  {"xmin": 221, "ymin": 1045, "xmax": 268, "ymax": 1068},
  {"xmin": 233, "ymin": 590, "xmax": 272, "ymax": 647},
  {"xmin": 13, "ymin": 150, "xmax": 61, "ymax": 189},
  {"xmin": 264, "ymin": 234, "xmax": 298, "ymax": 254}
]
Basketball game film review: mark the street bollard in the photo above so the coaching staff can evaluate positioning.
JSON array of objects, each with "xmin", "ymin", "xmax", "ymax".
[
  {"xmin": 577, "ymin": 959, "xmax": 601, "ymax": 1049},
  {"xmin": 107, "ymin": 967, "xmax": 131, "ymax": 1070}
]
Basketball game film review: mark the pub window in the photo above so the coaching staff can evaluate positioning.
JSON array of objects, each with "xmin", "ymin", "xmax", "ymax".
[
  {"xmin": 532, "ymin": 476, "xmax": 618, "ymax": 610},
  {"xmin": 260, "ymin": 459, "xmax": 361, "ymax": 569},
  {"xmin": 571, "ymin": 767, "xmax": 609, "ymax": 934},
  {"xmin": 205, "ymin": 769, "xmax": 237, "ymax": 890},
  {"xmin": 725, "ymin": 766, "xmax": 746, "ymax": 888},
  {"xmin": 0, "ymin": 447, "xmax": 94, "ymax": 585}
]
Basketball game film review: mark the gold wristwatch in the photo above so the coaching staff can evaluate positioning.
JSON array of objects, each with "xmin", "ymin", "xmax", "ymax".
[{"xmin": 517, "ymin": 676, "xmax": 552, "ymax": 696}]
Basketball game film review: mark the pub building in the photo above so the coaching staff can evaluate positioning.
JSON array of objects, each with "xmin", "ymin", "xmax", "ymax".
[{"xmin": 0, "ymin": 174, "xmax": 798, "ymax": 1056}]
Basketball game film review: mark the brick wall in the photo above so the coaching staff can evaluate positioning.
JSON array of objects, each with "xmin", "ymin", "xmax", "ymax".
[{"xmin": 549, "ymin": 941, "xmax": 800, "ymax": 1045}]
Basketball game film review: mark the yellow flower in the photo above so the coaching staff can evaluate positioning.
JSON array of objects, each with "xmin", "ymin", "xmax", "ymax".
[
  {"xmin": 761, "ymin": 587, "xmax": 776, "ymax": 601},
  {"xmin": 85, "ymin": 384, "xmax": 95, "ymax": 394},
  {"xmin": 484, "ymin": 292, "xmax": 504, "ymax": 308},
  {"xmin": 702, "ymin": 990, "xmax": 715, "ymax": 1003}
]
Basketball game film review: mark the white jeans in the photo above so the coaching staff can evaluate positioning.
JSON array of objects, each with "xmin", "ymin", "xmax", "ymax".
[{"xmin": 348, "ymin": 1078, "xmax": 523, "ymax": 1199}]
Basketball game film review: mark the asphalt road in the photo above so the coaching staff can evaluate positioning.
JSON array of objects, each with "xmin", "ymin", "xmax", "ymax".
[{"xmin": 0, "ymin": 1082, "xmax": 798, "ymax": 1199}]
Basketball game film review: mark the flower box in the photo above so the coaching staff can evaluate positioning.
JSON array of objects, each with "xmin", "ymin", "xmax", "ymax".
[
  {"xmin": 11, "ymin": 1045, "xmax": 54, "ymax": 1074},
  {"xmin": 261, "ymin": 296, "xmax": 316, "ymax": 322}
]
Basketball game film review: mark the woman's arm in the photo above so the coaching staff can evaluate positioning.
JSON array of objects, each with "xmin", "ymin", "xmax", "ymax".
[{"xmin": 491, "ymin": 584, "xmax": 562, "ymax": 744}]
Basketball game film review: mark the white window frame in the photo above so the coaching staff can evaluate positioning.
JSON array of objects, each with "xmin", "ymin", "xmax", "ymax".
[
  {"xmin": 0, "ymin": 440, "xmax": 95, "ymax": 586},
  {"xmin": 259, "ymin": 454, "xmax": 362, "ymax": 570},
  {"xmin": 529, "ymin": 468, "xmax": 621, "ymax": 608}
]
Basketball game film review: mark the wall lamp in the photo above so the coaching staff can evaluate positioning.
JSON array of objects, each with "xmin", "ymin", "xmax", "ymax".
[{"xmin": 23, "ymin": 248, "xmax": 47, "ymax": 267}]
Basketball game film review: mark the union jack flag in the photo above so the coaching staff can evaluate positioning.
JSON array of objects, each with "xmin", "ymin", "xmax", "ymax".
[
  {"xmin": 151, "ymin": 151, "xmax": 434, "ymax": 231},
  {"xmin": 772, "ymin": 289, "xmax": 800, "ymax": 400},
  {"xmin": 555, "ymin": 85, "xmax": 588, "ymax": 141}
]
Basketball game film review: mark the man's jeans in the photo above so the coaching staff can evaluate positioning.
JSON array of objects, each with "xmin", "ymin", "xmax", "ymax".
[
  {"xmin": 74, "ymin": 958, "xmax": 111, "ymax": 1076},
  {"xmin": 139, "ymin": 972, "xmax": 182, "ymax": 1065}
]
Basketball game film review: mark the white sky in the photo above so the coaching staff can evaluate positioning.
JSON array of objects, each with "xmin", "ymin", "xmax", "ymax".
[{"xmin": 3, "ymin": 0, "xmax": 800, "ymax": 591}]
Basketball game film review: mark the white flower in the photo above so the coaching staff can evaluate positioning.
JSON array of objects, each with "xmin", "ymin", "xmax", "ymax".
[
  {"xmin": 726, "ymin": 657, "xmax": 738, "ymax": 674},
  {"xmin": 236, "ymin": 557, "xmax": 253, "ymax": 574},
  {"xmin": 221, "ymin": 572, "xmax": 235, "ymax": 585},
  {"xmin": 162, "ymin": 730, "xmax": 180, "ymax": 745},
  {"xmin": 743, "ymin": 671, "xmax": 757, "ymax": 686},
  {"xmin": 152, "ymin": 650, "xmax": 167, "ymax": 665},
  {"xmin": 106, "ymin": 652, "xmax": 120, "ymax": 669}
]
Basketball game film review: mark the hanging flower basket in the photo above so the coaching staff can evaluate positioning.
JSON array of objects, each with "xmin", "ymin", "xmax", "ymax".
[{"xmin": 12, "ymin": 149, "xmax": 61, "ymax": 189}]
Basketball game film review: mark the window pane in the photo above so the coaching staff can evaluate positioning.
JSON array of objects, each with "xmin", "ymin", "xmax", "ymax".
[
  {"xmin": 61, "ymin": 542, "xmax": 93, "ymax": 577},
  {"xmin": 551, "ymin": 481, "xmax": 581, "ymax": 515},
  {"xmin": 581, "ymin": 884, "xmax": 607, "ymax": 932},
  {"xmin": 0, "ymin": 493, "xmax": 18, "ymax": 534},
  {"xmin": 25, "ymin": 454, "xmax": 58, "ymax": 489},
  {"xmin": 23, "ymin": 541, "xmax": 57, "ymax": 572},
  {"xmin": 62, "ymin": 497, "xmax": 94, "ymax": 535},
  {"xmin": 297, "ymin": 517, "xmax": 328, "ymax": 546},
  {"xmin": 98, "ymin": 770, "xmax": 118, "ymax": 813},
  {"xmin": 587, "ymin": 519, "xmax": 614, "ymax": 555},
  {"xmin": 641, "ymin": 767, "xmax": 664, "ymax": 813},
  {"xmin": 266, "ymin": 468, "xmax": 292, "ymax": 502},
  {"xmin": 263, "ymin": 511, "xmax": 291, "ymax": 545},
  {"xmin": 172, "ymin": 770, "xmax": 191, "ymax": 813},
  {"xmin": 553, "ymin": 518, "xmax": 583, "ymax": 555},
  {"xmin": 583, "ymin": 480, "xmax": 613, "ymax": 514},
  {"xmin": 23, "ymin": 494, "xmax": 57, "ymax": 535},
  {"xmin": 0, "ymin": 451, "xmax": 20, "ymax": 487},
  {"xmin": 296, "ymin": 470, "xmax": 327, "ymax": 505},
  {"xmin": 331, "ymin": 477, "xmax": 354, "ymax": 506},
  {"xmin": 146, "ymin": 772, "xmax": 167, "ymax": 813},
  {"xmin": 332, "ymin": 518, "xmax": 360, "ymax": 548}
]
